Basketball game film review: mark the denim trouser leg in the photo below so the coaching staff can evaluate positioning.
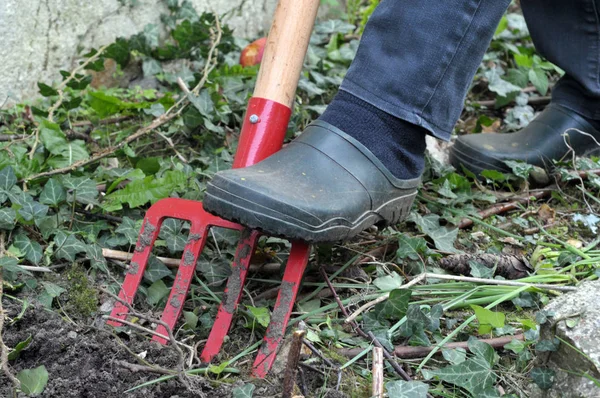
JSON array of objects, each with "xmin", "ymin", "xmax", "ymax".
[
  {"xmin": 340, "ymin": 0, "xmax": 511, "ymax": 141},
  {"xmin": 522, "ymin": 0, "xmax": 600, "ymax": 121}
]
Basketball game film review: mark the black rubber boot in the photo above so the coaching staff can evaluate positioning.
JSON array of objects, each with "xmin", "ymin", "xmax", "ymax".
[
  {"xmin": 203, "ymin": 121, "xmax": 420, "ymax": 243},
  {"xmin": 450, "ymin": 104, "xmax": 600, "ymax": 175}
]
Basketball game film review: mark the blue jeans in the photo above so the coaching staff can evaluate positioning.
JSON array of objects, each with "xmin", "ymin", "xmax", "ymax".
[{"xmin": 340, "ymin": 0, "xmax": 600, "ymax": 141}]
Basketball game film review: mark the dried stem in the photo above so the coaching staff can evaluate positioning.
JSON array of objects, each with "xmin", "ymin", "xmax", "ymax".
[
  {"xmin": 282, "ymin": 322, "xmax": 307, "ymax": 398},
  {"xmin": 372, "ymin": 347, "xmax": 384, "ymax": 398}
]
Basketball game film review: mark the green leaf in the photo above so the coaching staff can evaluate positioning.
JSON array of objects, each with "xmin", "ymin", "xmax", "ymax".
[
  {"xmin": 39, "ymin": 178, "xmax": 66, "ymax": 206},
  {"xmin": 481, "ymin": 169, "xmax": 508, "ymax": 183},
  {"xmin": 37, "ymin": 82, "xmax": 58, "ymax": 97},
  {"xmin": 373, "ymin": 271, "xmax": 404, "ymax": 291},
  {"xmin": 422, "ymin": 354, "xmax": 495, "ymax": 395},
  {"xmin": 88, "ymin": 91, "xmax": 150, "ymax": 117},
  {"xmin": 105, "ymin": 37, "xmax": 130, "ymax": 66},
  {"xmin": 0, "ymin": 166, "xmax": 17, "ymax": 191},
  {"xmin": 183, "ymin": 311, "xmax": 198, "ymax": 329},
  {"xmin": 0, "ymin": 207, "xmax": 16, "ymax": 229},
  {"xmin": 13, "ymin": 234, "xmax": 43, "ymax": 265},
  {"xmin": 46, "ymin": 140, "xmax": 89, "ymax": 169},
  {"xmin": 410, "ymin": 213, "xmax": 458, "ymax": 253},
  {"xmin": 531, "ymin": 367, "xmax": 555, "ymax": 390},
  {"xmin": 442, "ymin": 347, "xmax": 467, "ymax": 365},
  {"xmin": 17, "ymin": 365, "xmax": 49, "ymax": 395},
  {"xmin": 471, "ymin": 305, "xmax": 505, "ymax": 335},
  {"xmin": 485, "ymin": 68, "xmax": 521, "ymax": 97},
  {"xmin": 246, "ymin": 305, "xmax": 270, "ymax": 328},
  {"xmin": 0, "ymin": 257, "xmax": 33, "ymax": 277},
  {"xmin": 504, "ymin": 160, "xmax": 534, "ymax": 180},
  {"xmin": 103, "ymin": 170, "xmax": 187, "ymax": 211},
  {"xmin": 147, "ymin": 279, "xmax": 169, "ymax": 306},
  {"xmin": 536, "ymin": 338, "xmax": 560, "ymax": 352},
  {"xmin": 142, "ymin": 58, "xmax": 162, "ymax": 77},
  {"xmin": 61, "ymin": 176, "xmax": 99, "ymax": 205},
  {"xmin": 197, "ymin": 257, "xmax": 231, "ymax": 286},
  {"xmin": 469, "ymin": 260, "xmax": 495, "ymax": 279},
  {"xmin": 232, "ymin": 383, "xmax": 255, "ymax": 398},
  {"xmin": 8, "ymin": 335, "xmax": 32, "ymax": 361},
  {"xmin": 396, "ymin": 235, "xmax": 428, "ymax": 261},
  {"xmin": 144, "ymin": 256, "xmax": 172, "ymax": 283},
  {"xmin": 39, "ymin": 120, "xmax": 67, "ymax": 154},
  {"xmin": 115, "ymin": 217, "xmax": 141, "ymax": 245},
  {"xmin": 504, "ymin": 338, "xmax": 525, "ymax": 354},
  {"xmin": 54, "ymin": 231, "xmax": 87, "ymax": 261},
  {"xmin": 386, "ymin": 380, "xmax": 429, "ymax": 398},
  {"xmin": 187, "ymin": 90, "xmax": 214, "ymax": 117},
  {"xmin": 528, "ymin": 68, "xmax": 549, "ymax": 95},
  {"xmin": 18, "ymin": 199, "xmax": 49, "ymax": 222},
  {"xmin": 86, "ymin": 244, "xmax": 109, "ymax": 273},
  {"xmin": 467, "ymin": 336, "xmax": 496, "ymax": 366},
  {"xmin": 158, "ymin": 218, "xmax": 187, "ymax": 253},
  {"xmin": 374, "ymin": 289, "xmax": 411, "ymax": 321},
  {"xmin": 42, "ymin": 281, "xmax": 66, "ymax": 298}
]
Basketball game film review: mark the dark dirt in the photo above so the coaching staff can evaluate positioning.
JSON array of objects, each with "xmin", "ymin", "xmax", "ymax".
[{"xmin": 0, "ymin": 299, "xmax": 231, "ymax": 398}]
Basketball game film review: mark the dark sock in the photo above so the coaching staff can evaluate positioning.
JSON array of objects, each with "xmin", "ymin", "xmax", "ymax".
[{"xmin": 319, "ymin": 90, "xmax": 427, "ymax": 180}]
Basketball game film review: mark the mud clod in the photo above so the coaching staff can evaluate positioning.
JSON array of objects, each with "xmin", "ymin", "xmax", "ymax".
[
  {"xmin": 187, "ymin": 233, "xmax": 202, "ymax": 242},
  {"xmin": 128, "ymin": 262, "xmax": 139, "ymax": 275},
  {"xmin": 183, "ymin": 249, "xmax": 196, "ymax": 266},
  {"xmin": 170, "ymin": 297, "xmax": 181, "ymax": 308},
  {"xmin": 136, "ymin": 221, "xmax": 157, "ymax": 252},
  {"xmin": 265, "ymin": 280, "xmax": 296, "ymax": 343}
]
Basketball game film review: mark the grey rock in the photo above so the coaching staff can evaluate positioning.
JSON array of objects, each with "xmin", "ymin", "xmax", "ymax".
[{"xmin": 531, "ymin": 280, "xmax": 600, "ymax": 397}]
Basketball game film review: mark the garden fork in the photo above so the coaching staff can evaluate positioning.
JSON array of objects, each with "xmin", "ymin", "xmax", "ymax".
[{"xmin": 107, "ymin": 0, "xmax": 321, "ymax": 378}]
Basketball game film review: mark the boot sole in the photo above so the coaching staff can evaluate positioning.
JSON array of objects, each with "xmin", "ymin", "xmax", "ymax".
[{"xmin": 203, "ymin": 183, "xmax": 416, "ymax": 243}]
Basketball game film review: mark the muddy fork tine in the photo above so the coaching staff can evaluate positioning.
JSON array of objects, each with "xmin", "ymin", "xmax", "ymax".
[
  {"xmin": 153, "ymin": 222, "xmax": 210, "ymax": 344},
  {"xmin": 201, "ymin": 229, "xmax": 261, "ymax": 362},
  {"xmin": 252, "ymin": 241, "xmax": 310, "ymax": 378},
  {"xmin": 107, "ymin": 212, "xmax": 163, "ymax": 325}
]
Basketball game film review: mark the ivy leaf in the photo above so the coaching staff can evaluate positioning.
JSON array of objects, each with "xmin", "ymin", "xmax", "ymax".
[
  {"xmin": 385, "ymin": 380, "xmax": 429, "ymax": 398},
  {"xmin": 0, "ymin": 166, "xmax": 17, "ymax": 191},
  {"xmin": 0, "ymin": 257, "xmax": 33, "ymax": 277},
  {"xmin": 115, "ymin": 217, "xmax": 141, "ymax": 245},
  {"xmin": 471, "ymin": 305, "xmax": 505, "ymax": 335},
  {"xmin": 187, "ymin": 89, "xmax": 214, "ymax": 117},
  {"xmin": 536, "ymin": 338, "xmax": 560, "ymax": 352},
  {"xmin": 485, "ymin": 67, "xmax": 521, "ymax": 97},
  {"xmin": 469, "ymin": 260, "xmax": 495, "ymax": 279},
  {"xmin": 47, "ymin": 140, "xmax": 89, "ymax": 169},
  {"xmin": 197, "ymin": 257, "xmax": 231, "ymax": 286},
  {"xmin": 86, "ymin": 244, "xmax": 108, "ymax": 273},
  {"xmin": 38, "ymin": 82, "xmax": 58, "ymax": 97},
  {"xmin": 531, "ymin": 367, "xmax": 555, "ymax": 390},
  {"xmin": 8, "ymin": 335, "xmax": 32, "ymax": 360},
  {"xmin": 105, "ymin": 37, "xmax": 130, "ymax": 67},
  {"xmin": 374, "ymin": 289, "xmax": 411, "ymax": 321},
  {"xmin": 396, "ymin": 235, "xmax": 428, "ymax": 261},
  {"xmin": 18, "ymin": 199, "xmax": 49, "ymax": 222},
  {"xmin": 373, "ymin": 272, "xmax": 404, "ymax": 291},
  {"xmin": 13, "ymin": 234, "xmax": 43, "ymax": 265},
  {"xmin": 183, "ymin": 311, "xmax": 198, "ymax": 330},
  {"xmin": 409, "ymin": 213, "xmax": 458, "ymax": 253},
  {"xmin": 42, "ymin": 281, "xmax": 66, "ymax": 298},
  {"xmin": 158, "ymin": 218, "xmax": 187, "ymax": 253},
  {"xmin": 467, "ymin": 336, "xmax": 497, "ymax": 366},
  {"xmin": 146, "ymin": 279, "xmax": 169, "ymax": 306},
  {"xmin": 142, "ymin": 23, "xmax": 160, "ymax": 47},
  {"xmin": 442, "ymin": 348, "xmax": 467, "ymax": 365},
  {"xmin": 16, "ymin": 365, "xmax": 49, "ymax": 395},
  {"xmin": 232, "ymin": 383, "xmax": 255, "ymax": 398},
  {"xmin": 423, "ymin": 352, "xmax": 496, "ymax": 395},
  {"xmin": 61, "ymin": 176, "xmax": 99, "ymax": 205},
  {"xmin": 144, "ymin": 256, "xmax": 172, "ymax": 283},
  {"xmin": 54, "ymin": 231, "xmax": 87, "ymax": 261},
  {"xmin": 0, "ymin": 208, "xmax": 16, "ymax": 229},
  {"xmin": 504, "ymin": 338, "xmax": 525, "ymax": 354},
  {"xmin": 39, "ymin": 178, "xmax": 67, "ymax": 206}
]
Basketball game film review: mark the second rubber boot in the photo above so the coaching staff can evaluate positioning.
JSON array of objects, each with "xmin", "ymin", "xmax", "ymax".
[{"xmin": 450, "ymin": 104, "xmax": 600, "ymax": 175}]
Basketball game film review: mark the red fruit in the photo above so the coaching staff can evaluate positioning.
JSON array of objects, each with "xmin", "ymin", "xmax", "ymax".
[{"xmin": 239, "ymin": 37, "xmax": 267, "ymax": 67}]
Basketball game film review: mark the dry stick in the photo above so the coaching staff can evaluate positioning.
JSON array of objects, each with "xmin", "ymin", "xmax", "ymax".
[
  {"xmin": 457, "ymin": 189, "xmax": 552, "ymax": 229},
  {"xmin": 302, "ymin": 338, "xmax": 342, "ymax": 390},
  {"xmin": 282, "ymin": 322, "xmax": 307, "ymax": 398},
  {"xmin": 346, "ymin": 272, "xmax": 576, "ymax": 325},
  {"xmin": 372, "ymin": 347, "xmax": 384, "ymax": 398},
  {"xmin": 339, "ymin": 334, "xmax": 525, "ymax": 358},
  {"xmin": 71, "ymin": 115, "xmax": 133, "ymax": 127},
  {"xmin": 319, "ymin": 268, "xmax": 429, "ymax": 394},
  {"xmin": 0, "ymin": 232, "xmax": 20, "ymax": 389},
  {"xmin": 114, "ymin": 360, "xmax": 175, "ymax": 375}
]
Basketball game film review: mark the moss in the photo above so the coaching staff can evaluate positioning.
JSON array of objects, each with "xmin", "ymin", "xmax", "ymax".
[{"xmin": 66, "ymin": 265, "xmax": 98, "ymax": 317}]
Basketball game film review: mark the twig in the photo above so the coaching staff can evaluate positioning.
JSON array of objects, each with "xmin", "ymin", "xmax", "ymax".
[
  {"xmin": 0, "ymin": 232, "xmax": 21, "ymax": 389},
  {"xmin": 282, "ymin": 322, "xmax": 307, "ymax": 398},
  {"xmin": 345, "ymin": 274, "xmax": 426, "ymax": 324},
  {"xmin": 372, "ymin": 347, "xmax": 384, "ymax": 398},
  {"xmin": 18, "ymin": 266, "xmax": 53, "ymax": 273},
  {"xmin": 457, "ymin": 189, "xmax": 552, "ymax": 229},
  {"xmin": 339, "ymin": 334, "xmax": 525, "ymax": 358},
  {"xmin": 115, "ymin": 360, "xmax": 174, "ymax": 375},
  {"xmin": 473, "ymin": 95, "xmax": 551, "ymax": 109},
  {"xmin": 72, "ymin": 115, "xmax": 133, "ymax": 127},
  {"xmin": 0, "ymin": 135, "xmax": 28, "ymax": 142}
]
